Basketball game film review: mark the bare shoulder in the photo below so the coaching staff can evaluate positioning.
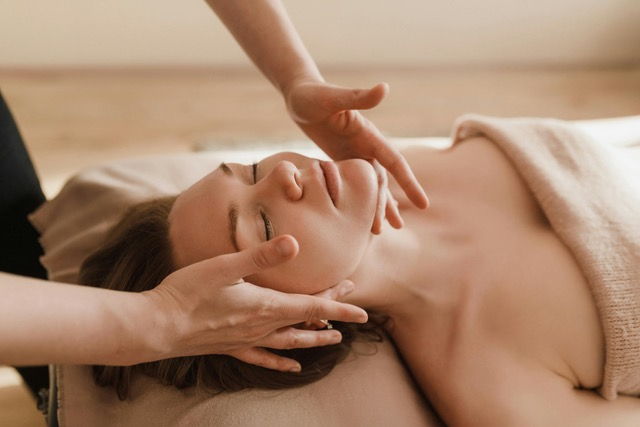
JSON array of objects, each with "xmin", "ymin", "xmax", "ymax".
[
  {"xmin": 401, "ymin": 136, "xmax": 532, "ymax": 192},
  {"xmin": 399, "ymin": 137, "xmax": 549, "ymax": 227}
]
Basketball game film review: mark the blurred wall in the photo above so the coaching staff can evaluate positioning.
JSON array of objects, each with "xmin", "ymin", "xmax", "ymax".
[{"xmin": 2, "ymin": 0, "xmax": 639, "ymax": 67}]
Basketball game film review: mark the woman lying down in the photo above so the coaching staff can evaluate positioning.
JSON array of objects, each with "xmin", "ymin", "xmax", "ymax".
[{"xmin": 79, "ymin": 115, "xmax": 640, "ymax": 425}]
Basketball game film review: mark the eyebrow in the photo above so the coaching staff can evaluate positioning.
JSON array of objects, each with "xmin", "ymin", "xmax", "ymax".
[
  {"xmin": 219, "ymin": 162, "xmax": 240, "ymax": 251},
  {"xmin": 228, "ymin": 202, "xmax": 240, "ymax": 252}
]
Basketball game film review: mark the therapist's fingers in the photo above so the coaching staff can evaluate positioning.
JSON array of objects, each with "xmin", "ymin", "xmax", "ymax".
[
  {"xmin": 259, "ymin": 327, "xmax": 343, "ymax": 350},
  {"xmin": 370, "ymin": 161, "xmax": 402, "ymax": 232},
  {"xmin": 385, "ymin": 191, "xmax": 403, "ymax": 229},
  {"xmin": 371, "ymin": 141, "xmax": 429, "ymax": 210},
  {"xmin": 313, "ymin": 280, "xmax": 355, "ymax": 301},
  {"xmin": 304, "ymin": 280, "xmax": 355, "ymax": 329},
  {"xmin": 195, "ymin": 235, "xmax": 299, "ymax": 285},
  {"xmin": 228, "ymin": 347, "xmax": 302, "ymax": 373},
  {"xmin": 287, "ymin": 81, "xmax": 387, "ymax": 124},
  {"xmin": 273, "ymin": 294, "xmax": 368, "ymax": 327},
  {"xmin": 371, "ymin": 161, "xmax": 388, "ymax": 235},
  {"xmin": 324, "ymin": 82, "xmax": 388, "ymax": 113}
]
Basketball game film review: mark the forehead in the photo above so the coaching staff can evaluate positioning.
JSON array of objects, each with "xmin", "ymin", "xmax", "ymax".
[{"xmin": 168, "ymin": 167, "xmax": 235, "ymax": 268}]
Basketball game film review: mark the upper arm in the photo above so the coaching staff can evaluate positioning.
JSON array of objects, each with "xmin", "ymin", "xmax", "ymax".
[
  {"xmin": 444, "ymin": 347, "xmax": 640, "ymax": 427},
  {"xmin": 461, "ymin": 367, "xmax": 640, "ymax": 427},
  {"xmin": 517, "ymin": 383, "xmax": 640, "ymax": 427},
  {"xmin": 559, "ymin": 388, "xmax": 640, "ymax": 427}
]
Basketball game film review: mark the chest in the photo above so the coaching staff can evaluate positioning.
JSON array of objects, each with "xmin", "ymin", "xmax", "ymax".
[{"xmin": 391, "ymin": 139, "xmax": 605, "ymax": 401}]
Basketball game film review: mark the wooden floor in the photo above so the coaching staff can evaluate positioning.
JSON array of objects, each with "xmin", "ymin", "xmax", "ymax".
[{"xmin": 1, "ymin": 65, "xmax": 639, "ymax": 425}]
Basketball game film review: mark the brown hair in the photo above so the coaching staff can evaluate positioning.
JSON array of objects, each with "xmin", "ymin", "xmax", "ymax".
[{"xmin": 79, "ymin": 196, "xmax": 384, "ymax": 400}]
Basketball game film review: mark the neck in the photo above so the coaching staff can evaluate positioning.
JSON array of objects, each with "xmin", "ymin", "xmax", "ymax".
[
  {"xmin": 343, "ymin": 223, "xmax": 420, "ymax": 314},
  {"xmin": 342, "ymin": 210, "xmax": 474, "ymax": 327}
]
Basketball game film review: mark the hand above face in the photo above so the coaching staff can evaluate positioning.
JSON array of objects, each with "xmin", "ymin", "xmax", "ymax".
[
  {"xmin": 143, "ymin": 235, "xmax": 367, "ymax": 372},
  {"xmin": 283, "ymin": 79, "xmax": 430, "ymax": 233}
]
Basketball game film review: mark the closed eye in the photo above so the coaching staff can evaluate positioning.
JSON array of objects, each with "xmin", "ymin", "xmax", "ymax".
[{"xmin": 260, "ymin": 210, "xmax": 274, "ymax": 240}]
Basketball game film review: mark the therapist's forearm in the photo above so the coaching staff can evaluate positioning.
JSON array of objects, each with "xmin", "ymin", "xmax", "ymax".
[
  {"xmin": 205, "ymin": 0, "xmax": 323, "ymax": 94},
  {"xmin": 0, "ymin": 272, "xmax": 155, "ymax": 366}
]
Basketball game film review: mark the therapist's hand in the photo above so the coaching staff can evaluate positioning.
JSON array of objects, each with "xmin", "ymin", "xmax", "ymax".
[
  {"xmin": 284, "ymin": 79, "xmax": 429, "ymax": 233},
  {"xmin": 142, "ymin": 235, "xmax": 367, "ymax": 372}
]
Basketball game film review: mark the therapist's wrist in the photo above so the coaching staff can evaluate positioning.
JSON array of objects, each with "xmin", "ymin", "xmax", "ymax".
[
  {"xmin": 278, "ymin": 71, "xmax": 324, "ymax": 100},
  {"xmin": 128, "ymin": 289, "xmax": 180, "ymax": 364},
  {"xmin": 103, "ymin": 290, "xmax": 171, "ymax": 366}
]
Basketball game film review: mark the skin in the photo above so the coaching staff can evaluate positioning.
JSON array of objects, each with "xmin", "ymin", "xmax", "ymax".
[
  {"xmin": 2, "ymin": 0, "xmax": 427, "ymax": 371},
  {"xmin": 169, "ymin": 152, "xmax": 379, "ymax": 294},
  {"xmin": 155, "ymin": 0, "xmax": 432, "ymax": 370},
  {"xmin": 169, "ymin": 141, "xmax": 640, "ymax": 425},
  {"xmin": 206, "ymin": 0, "xmax": 429, "ymax": 228}
]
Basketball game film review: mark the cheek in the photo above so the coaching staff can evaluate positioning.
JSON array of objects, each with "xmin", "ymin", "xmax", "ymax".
[
  {"xmin": 246, "ymin": 259, "xmax": 352, "ymax": 294},
  {"xmin": 245, "ymin": 225, "xmax": 369, "ymax": 294}
]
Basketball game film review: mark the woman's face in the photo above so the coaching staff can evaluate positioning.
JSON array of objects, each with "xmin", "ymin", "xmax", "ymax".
[{"xmin": 168, "ymin": 152, "xmax": 378, "ymax": 294}]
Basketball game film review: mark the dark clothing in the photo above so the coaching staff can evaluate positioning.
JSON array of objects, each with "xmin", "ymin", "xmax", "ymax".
[{"xmin": 0, "ymin": 91, "xmax": 49, "ymax": 396}]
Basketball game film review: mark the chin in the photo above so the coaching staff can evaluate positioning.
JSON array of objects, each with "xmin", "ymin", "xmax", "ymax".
[{"xmin": 339, "ymin": 159, "xmax": 378, "ymax": 219}]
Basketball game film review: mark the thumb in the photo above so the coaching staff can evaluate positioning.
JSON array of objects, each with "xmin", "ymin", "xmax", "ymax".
[
  {"xmin": 305, "ymin": 280, "xmax": 356, "ymax": 330},
  {"xmin": 313, "ymin": 280, "xmax": 355, "ymax": 301},
  {"xmin": 192, "ymin": 235, "xmax": 299, "ymax": 284},
  {"xmin": 326, "ymin": 82, "xmax": 388, "ymax": 113}
]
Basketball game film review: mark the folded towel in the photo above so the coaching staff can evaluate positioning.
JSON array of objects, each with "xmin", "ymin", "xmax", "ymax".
[{"xmin": 452, "ymin": 114, "xmax": 640, "ymax": 400}]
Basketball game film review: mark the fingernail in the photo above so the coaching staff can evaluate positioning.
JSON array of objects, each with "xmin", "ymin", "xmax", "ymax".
[
  {"xmin": 422, "ymin": 193, "xmax": 430, "ymax": 209},
  {"xmin": 289, "ymin": 364, "xmax": 301, "ymax": 373},
  {"xmin": 329, "ymin": 331, "xmax": 342, "ymax": 343},
  {"xmin": 277, "ymin": 238, "xmax": 295, "ymax": 257}
]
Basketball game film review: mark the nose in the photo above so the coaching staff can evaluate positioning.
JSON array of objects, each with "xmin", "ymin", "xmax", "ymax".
[{"xmin": 261, "ymin": 160, "xmax": 303, "ymax": 201}]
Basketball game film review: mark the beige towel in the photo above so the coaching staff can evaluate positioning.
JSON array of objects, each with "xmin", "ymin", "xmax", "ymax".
[{"xmin": 452, "ymin": 114, "xmax": 640, "ymax": 400}]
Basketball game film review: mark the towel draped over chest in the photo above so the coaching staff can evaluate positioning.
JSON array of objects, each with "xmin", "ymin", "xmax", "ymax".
[{"xmin": 451, "ymin": 115, "xmax": 640, "ymax": 400}]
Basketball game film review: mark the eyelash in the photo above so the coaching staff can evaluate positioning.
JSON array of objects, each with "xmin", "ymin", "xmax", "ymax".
[{"xmin": 252, "ymin": 162, "xmax": 274, "ymax": 241}]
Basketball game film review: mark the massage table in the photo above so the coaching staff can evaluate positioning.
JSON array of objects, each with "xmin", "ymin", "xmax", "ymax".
[{"xmin": 30, "ymin": 115, "xmax": 640, "ymax": 426}]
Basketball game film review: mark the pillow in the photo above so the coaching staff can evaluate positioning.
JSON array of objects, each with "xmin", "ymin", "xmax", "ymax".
[{"xmin": 30, "ymin": 145, "xmax": 445, "ymax": 427}]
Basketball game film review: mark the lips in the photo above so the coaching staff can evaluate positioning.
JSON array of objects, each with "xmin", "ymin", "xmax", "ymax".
[{"xmin": 319, "ymin": 161, "xmax": 341, "ymax": 207}]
